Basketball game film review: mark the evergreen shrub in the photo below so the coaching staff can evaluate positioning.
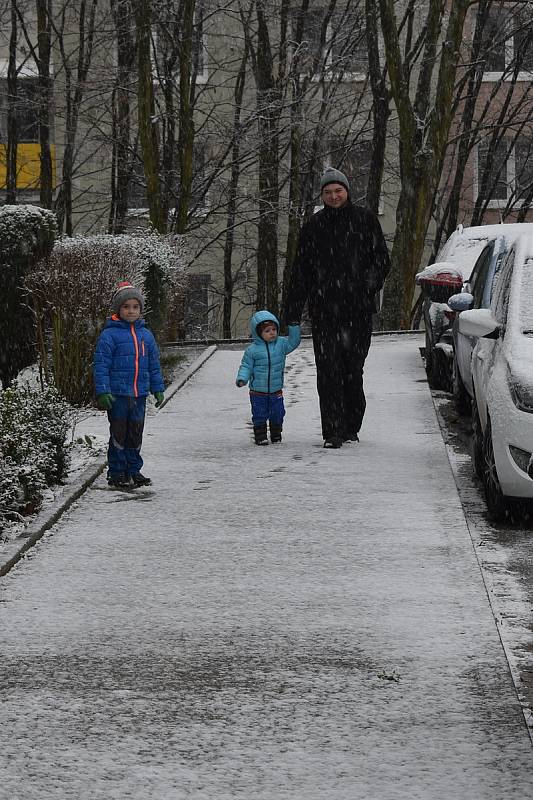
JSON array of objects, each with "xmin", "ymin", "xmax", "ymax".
[
  {"xmin": 0, "ymin": 205, "xmax": 57, "ymax": 388},
  {"xmin": 26, "ymin": 230, "xmax": 188, "ymax": 405},
  {"xmin": 0, "ymin": 385, "xmax": 71, "ymax": 533}
]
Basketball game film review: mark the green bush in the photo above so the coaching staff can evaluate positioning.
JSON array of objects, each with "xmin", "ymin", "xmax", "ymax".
[
  {"xmin": 0, "ymin": 205, "xmax": 57, "ymax": 388},
  {"xmin": 0, "ymin": 385, "xmax": 71, "ymax": 533},
  {"xmin": 26, "ymin": 230, "xmax": 188, "ymax": 406}
]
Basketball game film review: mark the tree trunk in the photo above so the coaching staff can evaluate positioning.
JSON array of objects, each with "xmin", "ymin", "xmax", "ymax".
[
  {"xmin": 379, "ymin": 0, "xmax": 469, "ymax": 328},
  {"xmin": 135, "ymin": 0, "xmax": 166, "ymax": 232},
  {"xmin": 54, "ymin": 0, "xmax": 98, "ymax": 234},
  {"xmin": 36, "ymin": 0, "xmax": 53, "ymax": 208},
  {"xmin": 222, "ymin": 46, "xmax": 248, "ymax": 338},
  {"xmin": 365, "ymin": 0, "xmax": 389, "ymax": 215},
  {"xmin": 6, "ymin": 0, "xmax": 18, "ymax": 204},
  {"xmin": 174, "ymin": 0, "xmax": 196, "ymax": 233},
  {"xmin": 109, "ymin": 0, "xmax": 135, "ymax": 233}
]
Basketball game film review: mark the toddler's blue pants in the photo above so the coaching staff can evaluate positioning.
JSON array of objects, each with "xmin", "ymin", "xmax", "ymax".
[
  {"xmin": 107, "ymin": 395, "xmax": 146, "ymax": 477},
  {"xmin": 250, "ymin": 392, "xmax": 285, "ymax": 426}
]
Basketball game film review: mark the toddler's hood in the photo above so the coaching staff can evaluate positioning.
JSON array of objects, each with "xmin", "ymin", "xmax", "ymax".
[{"xmin": 250, "ymin": 309, "xmax": 279, "ymax": 343}]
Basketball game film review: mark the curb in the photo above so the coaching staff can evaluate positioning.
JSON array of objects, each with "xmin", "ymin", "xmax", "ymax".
[{"xmin": 0, "ymin": 345, "xmax": 218, "ymax": 579}]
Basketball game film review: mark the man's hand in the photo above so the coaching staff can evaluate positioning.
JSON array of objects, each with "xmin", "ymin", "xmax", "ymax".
[
  {"xmin": 153, "ymin": 391, "xmax": 165, "ymax": 407},
  {"xmin": 97, "ymin": 393, "xmax": 115, "ymax": 410},
  {"xmin": 236, "ymin": 380, "xmax": 246, "ymax": 387}
]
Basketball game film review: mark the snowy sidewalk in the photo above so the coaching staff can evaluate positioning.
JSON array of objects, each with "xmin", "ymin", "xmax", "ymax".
[{"xmin": 1, "ymin": 335, "xmax": 532, "ymax": 799}]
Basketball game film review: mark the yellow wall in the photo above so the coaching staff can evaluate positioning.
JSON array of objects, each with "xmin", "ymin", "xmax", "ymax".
[{"xmin": 0, "ymin": 143, "xmax": 56, "ymax": 189}]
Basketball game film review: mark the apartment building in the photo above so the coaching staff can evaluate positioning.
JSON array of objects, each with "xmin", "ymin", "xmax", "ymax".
[{"xmin": 2, "ymin": 1, "xmax": 530, "ymax": 336}]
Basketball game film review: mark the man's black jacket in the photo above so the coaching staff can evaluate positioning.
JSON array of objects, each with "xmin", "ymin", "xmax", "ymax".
[{"xmin": 283, "ymin": 201, "xmax": 391, "ymax": 326}]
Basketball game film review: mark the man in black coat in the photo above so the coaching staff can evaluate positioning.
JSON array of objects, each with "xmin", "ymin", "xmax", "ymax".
[{"xmin": 283, "ymin": 167, "xmax": 390, "ymax": 448}]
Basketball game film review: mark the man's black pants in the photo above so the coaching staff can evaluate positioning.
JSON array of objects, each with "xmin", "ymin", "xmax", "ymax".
[{"xmin": 312, "ymin": 315, "xmax": 372, "ymax": 441}]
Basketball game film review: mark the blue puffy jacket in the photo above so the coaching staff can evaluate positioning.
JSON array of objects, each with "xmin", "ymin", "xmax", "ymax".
[
  {"xmin": 236, "ymin": 310, "xmax": 301, "ymax": 393},
  {"xmin": 93, "ymin": 316, "xmax": 165, "ymax": 397}
]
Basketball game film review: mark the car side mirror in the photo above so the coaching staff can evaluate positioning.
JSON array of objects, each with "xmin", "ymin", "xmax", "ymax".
[
  {"xmin": 448, "ymin": 292, "xmax": 474, "ymax": 312},
  {"xmin": 458, "ymin": 308, "xmax": 500, "ymax": 339}
]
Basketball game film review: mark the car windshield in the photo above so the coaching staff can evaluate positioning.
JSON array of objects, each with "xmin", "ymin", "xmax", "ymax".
[
  {"xmin": 520, "ymin": 258, "xmax": 533, "ymax": 334},
  {"xmin": 443, "ymin": 238, "xmax": 490, "ymax": 279}
]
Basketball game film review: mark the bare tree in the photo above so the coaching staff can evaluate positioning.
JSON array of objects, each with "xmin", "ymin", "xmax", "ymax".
[{"xmin": 379, "ymin": 0, "xmax": 470, "ymax": 329}]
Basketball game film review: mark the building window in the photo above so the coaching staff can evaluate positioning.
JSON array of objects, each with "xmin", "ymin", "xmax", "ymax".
[
  {"xmin": 477, "ymin": 139, "xmax": 509, "ymax": 203},
  {"xmin": 313, "ymin": 137, "xmax": 372, "ymax": 204},
  {"xmin": 0, "ymin": 77, "xmax": 39, "ymax": 143},
  {"xmin": 515, "ymin": 137, "xmax": 533, "ymax": 197},
  {"xmin": 483, "ymin": 4, "xmax": 533, "ymax": 78},
  {"xmin": 0, "ymin": 77, "xmax": 54, "ymax": 191},
  {"xmin": 291, "ymin": 5, "xmax": 367, "ymax": 78},
  {"xmin": 476, "ymin": 136, "xmax": 533, "ymax": 206}
]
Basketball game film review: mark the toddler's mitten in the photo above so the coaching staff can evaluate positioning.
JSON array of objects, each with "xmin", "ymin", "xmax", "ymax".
[
  {"xmin": 236, "ymin": 380, "xmax": 246, "ymax": 387},
  {"xmin": 153, "ymin": 391, "xmax": 165, "ymax": 407},
  {"xmin": 97, "ymin": 393, "xmax": 115, "ymax": 410}
]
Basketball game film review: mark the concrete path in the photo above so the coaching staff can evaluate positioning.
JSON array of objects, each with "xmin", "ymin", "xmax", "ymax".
[{"xmin": 0, "ymin": 336, "xmax": 531, "ymax": 799}]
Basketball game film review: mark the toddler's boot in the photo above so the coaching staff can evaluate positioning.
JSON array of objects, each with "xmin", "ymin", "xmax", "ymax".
[
  {"xmin": 253, "ymin": 423, "xmax": 269, "ymax": 445},
  {"xmin": 270, "ymin": 422, "xmax": 283, "ymax": 443}
]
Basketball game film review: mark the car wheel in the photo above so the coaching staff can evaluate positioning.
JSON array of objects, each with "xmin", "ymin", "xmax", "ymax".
[
  {"xmin": 482, "ymin": 417, "xmax": 509, "ymax": 522},
  {"xmin": 471, "ymin": 398, "xmax": 483, "ymax": 479},
  {"xmin": 452, "ymin": 356, "xmax": 471, "ymax": 415}
]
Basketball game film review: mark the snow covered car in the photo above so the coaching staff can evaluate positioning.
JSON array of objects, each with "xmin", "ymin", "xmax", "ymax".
[
  {"xmin": 458, "ymin": 231, "xmax": 533, "ymax": 520},
  {"xmin": 416, "ymin": 226, "xmax": 499, "ymax": 391},
  {"xmin": 447, "ymin": 223, "xmax": 533, "ymax": 415}
]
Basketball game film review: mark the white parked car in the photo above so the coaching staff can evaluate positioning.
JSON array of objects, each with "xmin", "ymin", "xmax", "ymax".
[
  {"xmin": 447, "ymin": 223, "xmax": 533, "ymax": 415},
  {"xmin": 458, "ymin": 231, "xmax": 533, "ymax": 520},
  {"xmin": 416, "ymin": 225, "xmax": 503, "ymax": 391}
]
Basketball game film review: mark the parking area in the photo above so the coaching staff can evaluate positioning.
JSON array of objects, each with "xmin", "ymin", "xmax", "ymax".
[{"xmin": 429, "ymin": 380, "xmax": 533, "ymax": 729}]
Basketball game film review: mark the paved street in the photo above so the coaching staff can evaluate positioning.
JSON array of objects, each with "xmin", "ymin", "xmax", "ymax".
[{"xmin": 1, "ymin": 335, "xmax": 532, "ymax": 799}]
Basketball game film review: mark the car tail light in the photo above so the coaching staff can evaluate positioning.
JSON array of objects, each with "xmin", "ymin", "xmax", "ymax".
[
  {"xmin": 416, "ymin": 268, "xmax": 464, "ymax": 303},
  {"xmin": 444, "ymin": 309, "xmax": 456, "ymax": 321}
]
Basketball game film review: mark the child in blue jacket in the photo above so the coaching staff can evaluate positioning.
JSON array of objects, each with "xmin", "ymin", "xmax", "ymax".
[
  {"xmin": 93, "ymin": 282, "xmax": 165, "ymax": 488},
  {"xmin": 236, "ymin": 310, "xmax": 300, "ymax": 445}
]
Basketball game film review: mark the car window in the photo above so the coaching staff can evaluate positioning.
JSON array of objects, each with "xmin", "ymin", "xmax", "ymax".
[
  {"xmin": 486, "ymin": 244, "xmax": 507, "ymax": 307},
  {"xmin": 520, "ymin": 258, "xmax": 533, "ymax": 333},
  {"xmin": 469, "ymin": 245, "xmax": 493, "ymax": 308},
  {"xmin": 493, "ymin": 248, "xmax": 515, "ymax": 326}
]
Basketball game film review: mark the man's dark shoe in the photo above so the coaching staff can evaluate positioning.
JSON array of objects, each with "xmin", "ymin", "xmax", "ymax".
[
  {"xmin": 130, "ymin": 472, "xmax": 152, "ymax": 487},
  {"xmin": 343, "ymin": 432, "xmax": 359, "ymax": 442},
  {"xmin": 323, "ymin": 436, "xmax": 343, "ymax": 449},
  {"xmin": 108, "ymin": 473, "xmax": 132, "ymax": 488}
]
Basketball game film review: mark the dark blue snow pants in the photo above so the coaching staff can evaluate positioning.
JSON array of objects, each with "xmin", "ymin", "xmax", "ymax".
[
  {"xmin": 250, "ymin": 392, "xmax": 285, "ymax": 426},
  {"xmin": 107, "ymin": 395, "xmax": 146, "ymax": 477}
]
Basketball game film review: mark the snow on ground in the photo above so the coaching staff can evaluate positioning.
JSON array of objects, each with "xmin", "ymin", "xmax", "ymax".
[
  {"xmin": 1, "ymin": 346, "xmax": 204, "ymax": 545},
  {"xmin": 0, "ymin": 336, "xmax": 532, "ymax": 799}
]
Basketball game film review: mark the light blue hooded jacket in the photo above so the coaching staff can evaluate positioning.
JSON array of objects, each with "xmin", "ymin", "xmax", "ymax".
[{"xmin": 236, "ymin": 310, "xmax": 301, "ymax": 393}]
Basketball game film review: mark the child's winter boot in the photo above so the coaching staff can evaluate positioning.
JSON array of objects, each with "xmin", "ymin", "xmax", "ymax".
[
  {"xmin": 107, "ymin": 472, "xmax": 132, "ymax": 488},
  {"xmin": 253, "ymin": 423, "xmax": 269, "ymax": 445},
  {"xmin": 270, "ymin": 422, "xmax": 283, "ymax": 443},
  {"xmin": 131, "ymin": 472, "xmax": 152, "ymax": 487}
]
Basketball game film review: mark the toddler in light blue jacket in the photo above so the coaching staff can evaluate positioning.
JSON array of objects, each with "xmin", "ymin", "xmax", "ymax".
[{"xmin": 236, "ymin": 309, "xmax": 300, "ymax": 445}]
